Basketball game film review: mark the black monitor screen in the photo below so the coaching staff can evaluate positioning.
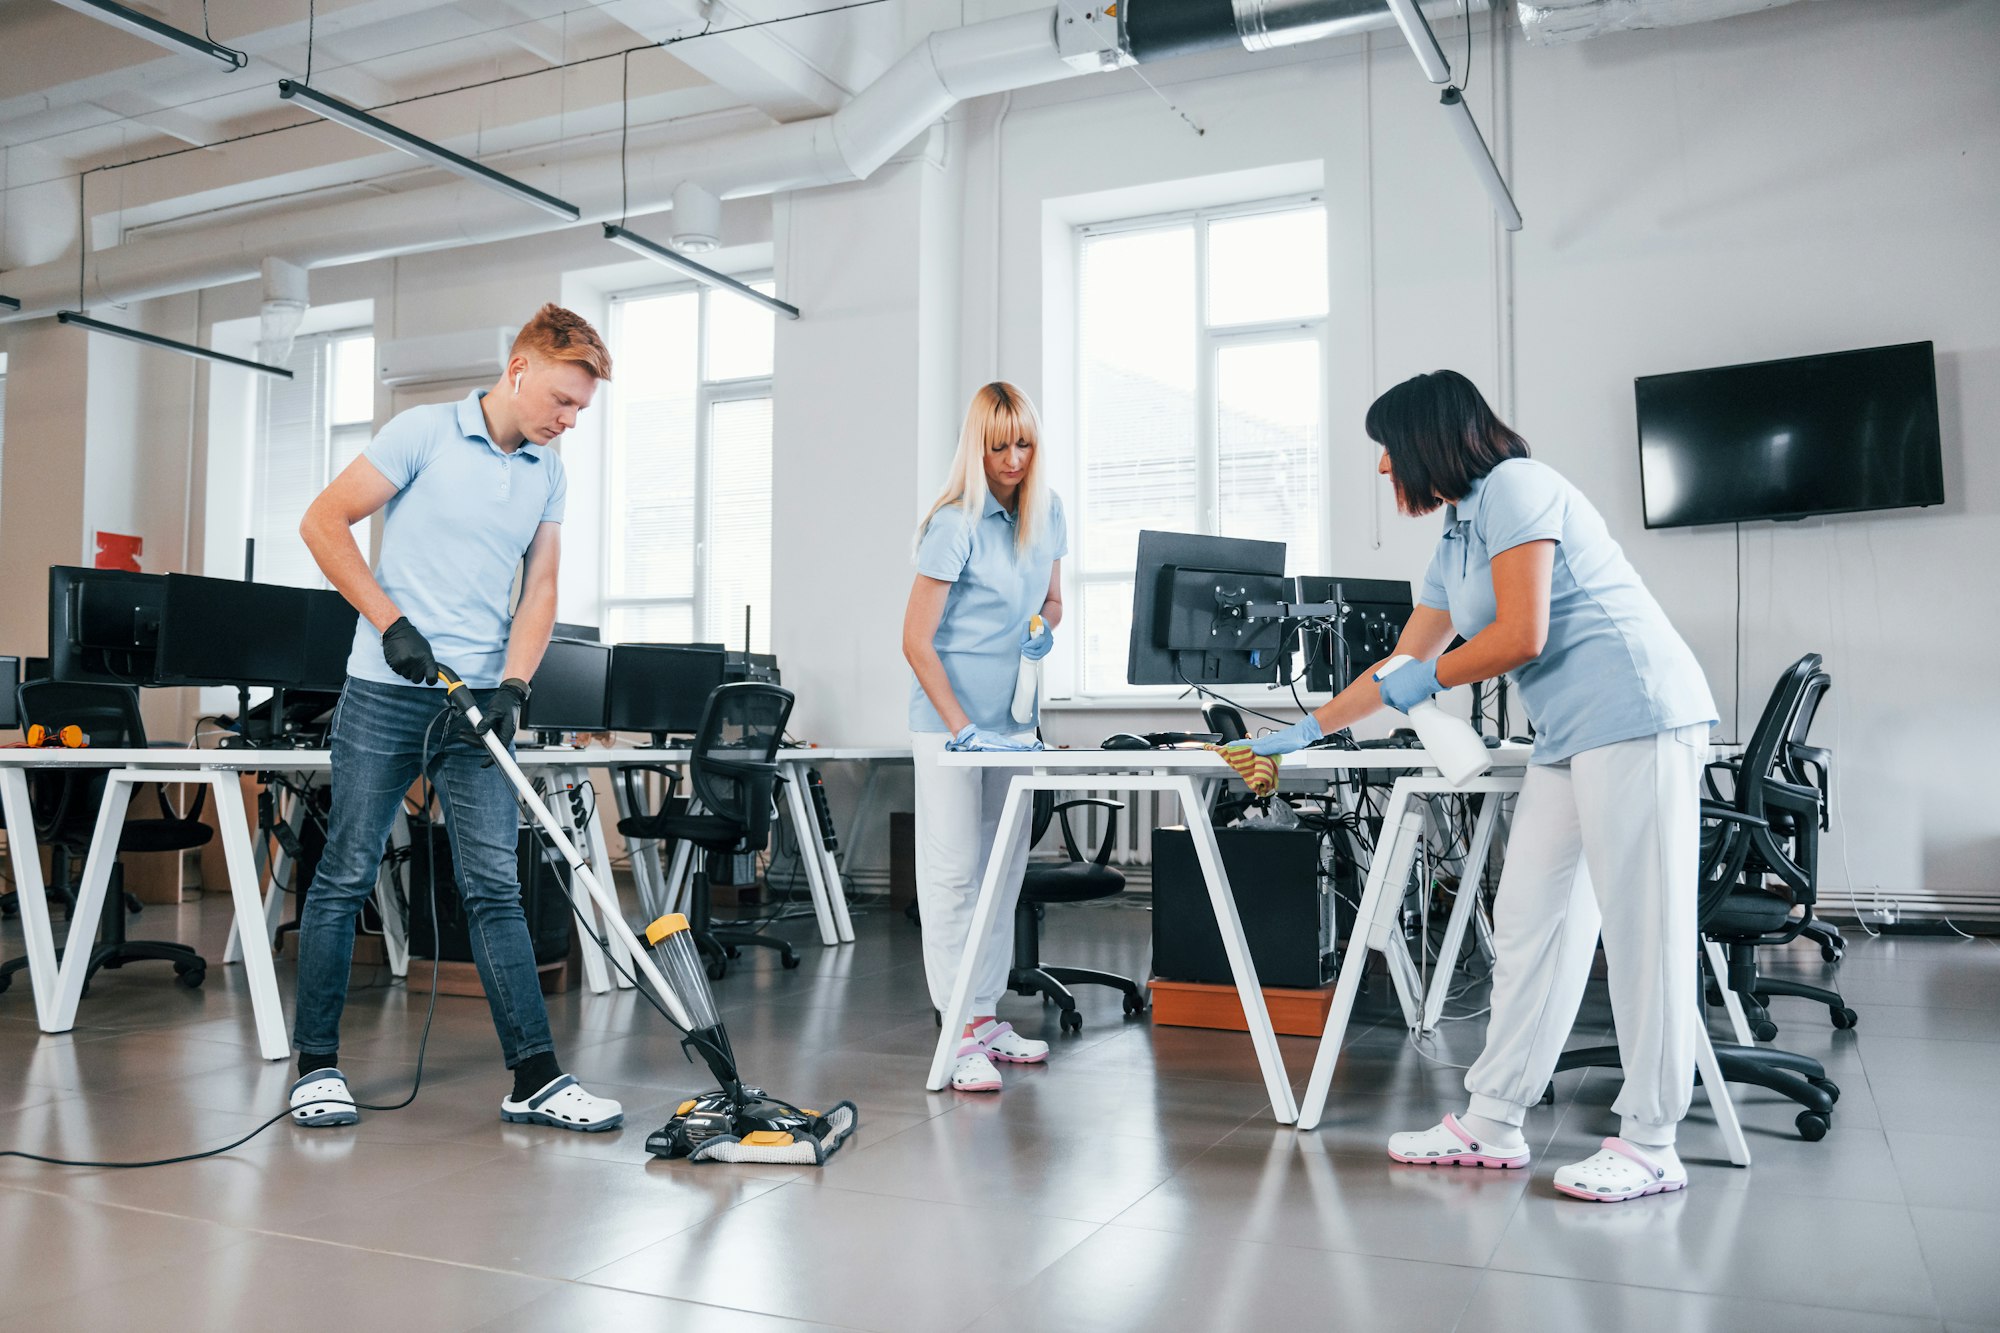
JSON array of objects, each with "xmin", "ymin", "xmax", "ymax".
[
  {"xmin": 1635, "ymin": 341, "xmax": 1943, "ymax": 529},
  {"xmin": 524, "ymin": 638, "xmax": 613, "ymax": 733},
  {"xmin": 0, "ymin": 656, "xmax": 19, "ymax": 730},
  {"xmin": 299, "ymin": 590, "xmax": 360, "ymax": 691},
  {"xmin": 607, "ymin": 643, "xmax": 727, "ymax": 735},
  {"xmin": 48, "ymin": 567, "xmax": 166, "ymax": 684},
  {"xmin": 1297, "ymin": 577, "xmax": 1414, "ymax": 693},
  {"xmin": 157, "ymin": 575, "xmax": 311, "ymax": 687},
  {"xmin": 552, "ymin": 622, "xmax": 601, "ymax": 642},
  {"xmin": 1127, "ymin": 531, "xmax": 1288, "ymax": 687}
]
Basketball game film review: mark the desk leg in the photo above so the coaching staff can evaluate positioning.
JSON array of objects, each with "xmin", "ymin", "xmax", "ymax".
[
  {"xmin": 1705, "ymin": 938, "xmax": 1754, "ymax": 1046},
  {"xmin": 781, "ymin": 770, "xmax": 841, "ymax": 947},
  {"xmin": 573, "ymin": 770, "xmax": 635, "ymax": 990},
  {"xmin": 1420, "ymin": 794, "xmax": 1503, "ymax": 1033},
  {"xmin": 225, "ymin": 786, "xmax": 298, "ymax": 966},
  {"xmin": 546, "ymin": 771, "xmax": 612, "ymax": 995},
  {"xmin": 1175, "ymin": 776, "xmax": 1299, "ymax": 1125},
  {"xmin": 45, "ymin": 778, "xmax": 136, "ymax": 1033},
  {"xmin": 212, "ymin": 775, "xmax": 290, "ymax": 1060},
  {"xmin": 1695, "ymin": 1021, "xmax": 1751, "ymax": 1167},
  {"xmin": 610, "ymin": 777, "xmax": 664, "ymax": 922},
  {"xmin": 1, "ymin": 769, "xmax": 61, "ymax": 1029},
  {"xmin": 1298, "ymin": 795, "xmax": 1427, "ymax": 1131},
  {"xmin": 926, "ymin": 778, "xmax": 1032, "ymax": 1092}
]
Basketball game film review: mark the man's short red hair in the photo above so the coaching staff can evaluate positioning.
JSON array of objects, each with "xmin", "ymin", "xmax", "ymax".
[{"xmin": 512, "ymin": 303, "xmax": 612, "ymax": 381}]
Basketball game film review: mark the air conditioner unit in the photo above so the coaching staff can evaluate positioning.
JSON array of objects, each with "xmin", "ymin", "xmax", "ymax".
[{"xmin": 376, "ymin": 328, "xmax": 513, "ymax": 388}]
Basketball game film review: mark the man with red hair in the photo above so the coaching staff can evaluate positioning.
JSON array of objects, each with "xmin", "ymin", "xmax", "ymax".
[{"xmin": 288, "ymin": 304, "xmax": 623, "ymax": 1132}]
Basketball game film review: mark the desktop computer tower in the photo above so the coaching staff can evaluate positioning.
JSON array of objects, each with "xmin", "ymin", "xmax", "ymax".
[
  {"xmin": 1151, "ymin": 827, "xmax": 1355, "ymax": 989},
  {"xmin": 407, "ymin": 821, "xmax": 575, "ymax": 965}
]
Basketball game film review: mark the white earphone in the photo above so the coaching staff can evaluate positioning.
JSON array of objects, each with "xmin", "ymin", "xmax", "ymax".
[{"xmin": 512, "ymin": 372, "xmax": 523, "ymax": 395}]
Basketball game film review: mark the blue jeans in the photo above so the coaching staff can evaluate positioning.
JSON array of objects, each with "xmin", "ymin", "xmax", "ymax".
[{"xmin": 293, "ymin": 676, "xmax": 556, "ymax": 1068}]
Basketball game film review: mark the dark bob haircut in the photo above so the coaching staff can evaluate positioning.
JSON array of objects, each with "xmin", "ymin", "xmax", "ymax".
[{"xmin": 1365, "ymin": 370, "xmax": 1529, "ymax": 516}]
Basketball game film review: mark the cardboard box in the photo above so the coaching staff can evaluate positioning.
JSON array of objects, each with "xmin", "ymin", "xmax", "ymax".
[{"xmin": 1147, "ymin": 977, "xmax": 1337, "ymax": 1037}]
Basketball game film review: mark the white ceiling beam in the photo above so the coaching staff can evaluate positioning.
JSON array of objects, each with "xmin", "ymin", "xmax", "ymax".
[{"xmin": 597, "ymin": 0, "xmax": 856, "ymax": 122}]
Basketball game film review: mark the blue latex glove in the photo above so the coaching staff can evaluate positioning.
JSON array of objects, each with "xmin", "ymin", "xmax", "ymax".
[
  {"xmin": 1374, "ymin": 657, "xmax": 1443, "ymax": 713},
  {"xmin": 1236, "ymin": 714, "xmax": 1323, "ymax": 757},
  {"xmin": 947, "ymin": 724, "xmax": 1045, "ymax": 753},
  {"xmin": 1020, "ymin": 620, "xmax": 1054, "ymax": 662}
]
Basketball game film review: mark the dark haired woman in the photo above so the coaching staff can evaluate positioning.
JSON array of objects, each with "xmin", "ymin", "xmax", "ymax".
[{"xmin": 1227, "ymin": 370, "xmax": 1715, "ymax": 1202}]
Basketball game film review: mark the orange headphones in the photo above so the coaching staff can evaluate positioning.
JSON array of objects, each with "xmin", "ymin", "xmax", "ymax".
[{"xmin": 24, "ymin": 723, "xmax": 86, "ymax": 749}]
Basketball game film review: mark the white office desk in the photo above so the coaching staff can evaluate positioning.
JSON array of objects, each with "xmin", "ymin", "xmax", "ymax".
[{"xmin": 923, "ymin": 745, "xmax": 1533, "ymax": 1125}]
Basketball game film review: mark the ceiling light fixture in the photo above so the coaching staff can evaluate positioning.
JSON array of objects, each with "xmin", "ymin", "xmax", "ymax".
[
  {"xmin": 278, "ymin": 80, "xmax": 581, "ymax": 222},
  {"xmin": 49, "ymin": 0, "xmax": 248, "ymax": 70},
  {"xmin": 1440, "ymin": 88, "xmax": 1522, "ymax": 232},
  {"xmin": 602, "ymin": 225, "xmax": 800, "ymax": 321},
  {"xmin": 57, "ymin": 310, "xmax": 294, "ymax": 378},
  {"xmin": 1384, "ymin": 0, "xmax": 1453, "ymax": 84}
]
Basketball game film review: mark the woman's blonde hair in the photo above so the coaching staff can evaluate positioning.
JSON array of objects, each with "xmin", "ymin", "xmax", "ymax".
[{"xmin": 916, "ymin": 382, "xmax": 1048, "ymax": 556}]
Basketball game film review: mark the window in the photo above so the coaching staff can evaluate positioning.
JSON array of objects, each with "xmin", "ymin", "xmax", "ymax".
[
  {"xmin": 1072, "ymin": 197, "xmax": 1328, "ymax": 695},
  {"xmin": 251, "ymin": 330, "xmax": 375, "ymax": 588},
  {"xmin": 0, "ymin": 353, "xmax": 8, "ymax": 509},
  {"xmin": 604, "ymin": 281, "xmax": 776, "ymax": 650}
]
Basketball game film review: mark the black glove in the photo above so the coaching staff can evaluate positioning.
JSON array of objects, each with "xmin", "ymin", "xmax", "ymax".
[
  {"xmin": 474, "ymin": 678, "xmax": 530, "ymax": 751},
  {"xmin": 380, "ymin": 616, "xmax": 438, "ymax": 686}
]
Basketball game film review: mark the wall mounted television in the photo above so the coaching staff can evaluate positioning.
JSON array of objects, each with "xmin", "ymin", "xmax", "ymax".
[{"xmin": 1635, "ymin": 340, "xmax": 1942, "ymax": 529}]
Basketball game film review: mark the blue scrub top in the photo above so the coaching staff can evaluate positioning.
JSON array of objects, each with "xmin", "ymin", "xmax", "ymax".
[
  {"xmin": 908, "ymin": 491, "xmax": 1067, "ymax": 734},
  {"xmin": 1418, "ymin": 458, "xmax": 1715, "ymax": 763},
  {"xmin": 346, "ymin": 390, "xmax": 567, "ymax": 689}
]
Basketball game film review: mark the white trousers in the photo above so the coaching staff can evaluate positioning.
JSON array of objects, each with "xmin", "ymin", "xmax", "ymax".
[
  {"xmin": 1464, "ymin": 724, "xmax": 1708, "ymax": 1146},
  {"xmin": 911, "ymin": 731, "xmax": 1036, "ymax": 1014}
]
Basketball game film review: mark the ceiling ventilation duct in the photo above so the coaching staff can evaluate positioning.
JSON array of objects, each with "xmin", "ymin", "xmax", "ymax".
[
  {"xmin": 1515, "ymin": 0, "xmax": 1819, "ymax": 45},
  {"xmin": 255, "ymin": 257, "xmax": 309, "ymax": 367}
]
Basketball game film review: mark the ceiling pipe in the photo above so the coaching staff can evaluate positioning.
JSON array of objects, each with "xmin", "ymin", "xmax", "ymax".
[{"xmin": 0, "ymin": 0, "xmax": 1482, "ymax": 320}]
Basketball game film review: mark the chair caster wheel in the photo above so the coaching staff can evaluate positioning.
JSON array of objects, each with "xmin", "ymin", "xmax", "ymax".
[
  {"xmin": 1831, "ymin": 1006, "xmax": 1858, "ymax": 1030},
  {"xmin": 1809, "ymin": 1077, "xmax": 1840, "ymax": 1103},
  {"xmin": 725, "ymin": 946, "xmax": 743, "ymax": 960},
  {"xmin": 174, "ymin": 967, "xmax": 205, "ymax": 990},
  {"xmin": 1059, "ymin": 1008, "xmax": 1083, "ymax": 1033},
  {"xmin": 0, "ymin": 973, "xmax": 10, "ymax": 994},
  {"xmin": 706, "ymin": 960, "xmax": 727, "ymax": 982},
  {"xmin": 1122, "ymin": 993, "xmax": 1148, "ymax": 1016},
  {"xmin": 1820, "ymin": 943, "xmax": 1842, "ymax": 963},
  {"xmin": 1752, "ymin": 1019, "xmax": 1779, "ymax": 1042},
  {"xmin": 780, "ymin": 951, "xmax": 801, "ymax": 970},
  {"xmin": 1541, "ymin": 1082, "xmax": 1557, "ymax": 1107},
  {"xmin": 1795, "ymin": 1111, "xmax": 1830, "ymax": 1141}
]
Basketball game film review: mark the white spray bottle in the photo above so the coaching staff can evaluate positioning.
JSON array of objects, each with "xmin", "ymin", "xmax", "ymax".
[
  {"xmin": 1010, "ymin": 615, "xmax": 1045, "ymax": 726},
  {"xmin": 1372, "ymin": 654, "xmax": 1493, "ymax": 787}
]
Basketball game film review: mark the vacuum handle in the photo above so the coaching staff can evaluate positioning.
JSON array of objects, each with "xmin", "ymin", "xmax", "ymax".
[{"xmin": 434, "ymin": 666, "xmax": 700, "ymax": 1031}]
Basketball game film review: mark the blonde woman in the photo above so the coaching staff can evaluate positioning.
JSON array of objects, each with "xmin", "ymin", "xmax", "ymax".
[{"xmin": 902, "ymin": 382, "xmax": 1066, "ymax": 1093}]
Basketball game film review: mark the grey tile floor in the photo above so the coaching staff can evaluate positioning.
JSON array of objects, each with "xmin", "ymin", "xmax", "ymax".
[{"xmin": 2, "ymin": 889, "xmax": 1997, "ymax": 1332}]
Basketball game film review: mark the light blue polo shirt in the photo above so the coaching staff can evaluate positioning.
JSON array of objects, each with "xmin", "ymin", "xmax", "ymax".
[
  {"xmin": 1418, "ymin": 457, "xmax": 1714, "ymax": 764},
  {"xmin": 346, "ymin": 390, "xmax": 567, "ymax": 689},
  {"xmin": 908, "ymin": 491, "xmax": 1067, "ymax": 734}
]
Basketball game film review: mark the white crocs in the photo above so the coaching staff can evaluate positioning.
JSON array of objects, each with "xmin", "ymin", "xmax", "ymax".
[
  {"xmin": 973, "ymin": 1019, "xmax": 1048, "ymax": 1065},
  {"xmin": 952, "ymin": 1042, "xmax": 1003, "ymax": 1092},
  {"xmin": 1554, "ymin": 1138, "xmax": 1687, "ymax": 1202},
  {"xmin": 500, "ymin": 1074, "xmax": 624, "ymax": 1133},
  {"xmin": 290, "ymin": 1069, "xmax": 359, "ymax": 1128},
  {"xmin": 1387, "ymin": 1113, "xmax": 1529, "ymax": 1169}
]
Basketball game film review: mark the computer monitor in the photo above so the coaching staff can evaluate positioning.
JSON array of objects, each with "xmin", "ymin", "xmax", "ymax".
[
  {"xmin": 299, "ymin": 589, "xmax": 361, "ymax": 691},
  {"xmin": 552, "ymin": 621, "xmax": 601, "ymax": 642},
  {"xmin": 523, "ymin": 637, "xmax": 614, "ymax": 737},
  {"xmin": 1126, "ymin": 531, "xmax": 1290, "ymax": 687},
  {"xmin": 24, "ymin": 657, "xmax": 51, "ymax": 682},
  {"xmin": 0, "ymin": 656, "xmax": 19, "ymax": 730},
  {"xmin": 48, "ymin": 566, "xmax": 166, "ymax": 684},
  {"xmin": 607, "ymin": 643, "xmax": 727, "ymax": 740},
  {"xmin": 724, "ymin": 651, "xmax": 781, "ymax": 685},
  {"xmin": 1297, "ymin": 577, "xmax": 1415, "ymax": 693},
  {"xmin": 154, "ymin": 574, "xmax": 361, "ymax": 690}
]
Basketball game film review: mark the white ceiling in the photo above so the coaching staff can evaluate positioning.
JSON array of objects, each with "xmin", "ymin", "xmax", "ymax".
[{"xmin": 0, "ymin": 0, "xmax": 912, "ymax": 239}]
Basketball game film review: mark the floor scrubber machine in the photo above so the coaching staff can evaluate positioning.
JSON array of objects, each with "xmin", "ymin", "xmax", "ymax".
[{"xmin": 440, "ymin": 667, "xmax": 858, "ymax": 1166}]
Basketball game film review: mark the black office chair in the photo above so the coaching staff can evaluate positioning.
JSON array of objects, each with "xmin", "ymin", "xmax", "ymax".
[
  {"xmin": 1552, "ymin": 780, "xmax": 1843, "ymax": 1141},
  {"xmin": 617, "ymin": 682, "xmax": 800, "ymax": 980},
  {"xmin": 1778, "ymin": 672, "xmax": 1844, "ymax": 963},
  {"xmin": 1704, "ymin": 656, "xmax": 1854, "ymax": 1039},
  {"xmin": 0, "ymin": 682, "xmax": 210, "ymax": 997},
  {"xmin": 1007, "ymin": 792, "xmax": 1147, "ymax": 1032}
]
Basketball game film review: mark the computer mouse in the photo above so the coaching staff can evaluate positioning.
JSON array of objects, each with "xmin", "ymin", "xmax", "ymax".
[{"xmin": 1101, "ymin": 733, "xmax": 1153, "ymax": 751}]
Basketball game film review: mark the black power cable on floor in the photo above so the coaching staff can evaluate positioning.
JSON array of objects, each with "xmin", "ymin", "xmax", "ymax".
[{"xmin": 2, "ymin": 708, "xmax": 458, "ymax": 1170}]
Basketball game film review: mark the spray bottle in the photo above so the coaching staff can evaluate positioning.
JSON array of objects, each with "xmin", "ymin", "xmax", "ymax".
[
  {"xmin": 1010, "ymin": 614, "xmax": 1045, "ymax": 726},
  {"xmin": 1373, "ymin": 654, "xmax": 1493, "ymax": 787}
]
